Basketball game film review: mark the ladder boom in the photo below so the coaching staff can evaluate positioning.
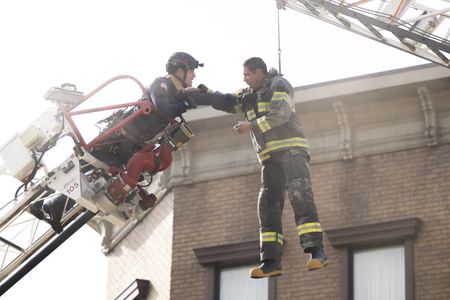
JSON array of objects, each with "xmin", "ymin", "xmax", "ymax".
[{"xmin": 279, "ymin": 0, "xmax": 450, "ymax": 67}]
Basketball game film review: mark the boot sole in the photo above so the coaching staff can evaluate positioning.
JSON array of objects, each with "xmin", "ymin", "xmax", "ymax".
[
  {"xmin": 250, "ymin": 269, "xmax": 282, "ymax": 279},
  {"xmin": 306, "ymin": 259, "xmax": 329, "ymax": 272}
]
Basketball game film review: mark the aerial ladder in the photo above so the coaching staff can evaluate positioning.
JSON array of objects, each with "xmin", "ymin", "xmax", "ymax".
[
  {"xmin": 277, "ymin": 0, "xmax": 450, "ymax": 68},
  {"xmin": 0, "ymin": 76, "xmax": 193, "ymax": 295}
]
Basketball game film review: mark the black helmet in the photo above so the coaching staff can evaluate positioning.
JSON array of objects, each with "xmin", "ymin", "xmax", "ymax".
[{"xmin": 166, "ymin": 52, "xmax": 204, "ymax": 74}]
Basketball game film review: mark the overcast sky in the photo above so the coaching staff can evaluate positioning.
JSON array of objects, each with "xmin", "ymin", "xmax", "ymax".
[{"xmin": 0, "ymin": 0, "xmax": 428, "ymax": 299}]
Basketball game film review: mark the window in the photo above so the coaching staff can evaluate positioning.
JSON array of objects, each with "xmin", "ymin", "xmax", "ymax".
[
  {"xmin": 327, "ymin": 218, "xmax": 421, "ymax": 300},
  {"xmin": 220, "ymin": 265, "xmax": 269, "ymax": 300},
  {"xmin": 194, "ymin": 240, "xmax": 276, "ymax": 300},
  {"xmin": 353, "ymin": 245, "xmax": 405, "ymax": 300}
]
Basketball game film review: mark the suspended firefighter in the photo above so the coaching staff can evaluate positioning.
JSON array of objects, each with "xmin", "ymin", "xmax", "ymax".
[{"xmin": 182, "ymin": 57, "xmax": 328, "ymax": 275}]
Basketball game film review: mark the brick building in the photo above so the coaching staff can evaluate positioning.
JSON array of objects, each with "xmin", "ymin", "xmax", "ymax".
[{"xmin": 106, "ymin": 64, "xmax": 450, "ymax": 300}]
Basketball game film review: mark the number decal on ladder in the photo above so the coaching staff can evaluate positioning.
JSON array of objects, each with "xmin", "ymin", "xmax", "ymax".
[{"xmin": 66, "ymin": 182, "xmax": 79, "ymax": 195}]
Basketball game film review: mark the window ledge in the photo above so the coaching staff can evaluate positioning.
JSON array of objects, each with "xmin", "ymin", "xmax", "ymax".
[
  {"xmin": 193, "ymin": 240, "xmax": 260, "ymax": 266},
  {"xmin": 326, "ymin": 217, "xmax": 422, "ymax": 248}
]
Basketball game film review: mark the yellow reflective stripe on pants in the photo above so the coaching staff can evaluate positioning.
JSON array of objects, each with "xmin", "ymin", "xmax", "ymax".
[
  {"xmin": 297, "ymin": 222, "xmax": 322, "ymax": 236},
  {"xmin": 261, "ymin": 232, "xmax": 284, "ymax": 245},
  {"xmin": 258, "ymin": 153, "xmax": 271, "ymax": 162}
]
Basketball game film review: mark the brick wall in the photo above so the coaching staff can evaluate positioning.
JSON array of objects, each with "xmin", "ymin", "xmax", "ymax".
[
  {"xmin": 106, "ymin": 193, "xmax": 174, "ymax": 300},
  {"xmin": 279, "ymin": 144, "xmax": 450, "ymax": 299},
  {"xmin": 169, "ymin": 174, "xmax": 261, "ymax": 299},
  {"xmin": 170, "ymin": 143, "xmax": 450, "ymax": 299}
]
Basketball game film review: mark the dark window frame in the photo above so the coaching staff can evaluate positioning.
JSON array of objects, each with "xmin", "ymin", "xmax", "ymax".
[
  {"xmin": 326, "ymin": 217, "xmax": 422, "ymax": 300},
  {"xmin": 194, "ymin": 240, "xmax": 277, "ymax": 300}
]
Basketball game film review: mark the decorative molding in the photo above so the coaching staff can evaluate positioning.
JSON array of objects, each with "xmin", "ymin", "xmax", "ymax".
[
  {"xmin": 417, "ymin": 86, "xmax": 438, "ymax": 146},
  {"xmin": 294, "ymin": 64, "xmax": 450, "ymax": 104},
  {"xmin": 166, "ymin": 145, "xmax": 192, "ymax": 188},
  {"xmin": 88, "ymin": 218, "xmax": 113, "ymax": 251},
  {"xmin": 332, "ymin": 100, "xmax": 353, "ymax": 160},
  {"xmin": 327, "ymin": 217, "xmax": 422, "ymax": 248},
  {"xmin": 180, "ymin": 144, "xmax": 192, "ymax": 181}
]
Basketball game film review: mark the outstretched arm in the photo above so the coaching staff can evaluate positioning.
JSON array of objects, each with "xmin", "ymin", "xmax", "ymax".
[
  {"xmin": 147, "ymin": 79, "xmax": 194, "ymax": 119},
  {"xmin": 182, "ymin": 87, "xmax": 241, "ymax": 114},
  {"xmin": 153, "ymin": 94, "xmax": 191, "ymax": 118}
]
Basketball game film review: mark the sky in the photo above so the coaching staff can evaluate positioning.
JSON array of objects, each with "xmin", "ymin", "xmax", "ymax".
[{"xmin": 0, "ymin": 0, "xmax": 429, "ymax": 299}]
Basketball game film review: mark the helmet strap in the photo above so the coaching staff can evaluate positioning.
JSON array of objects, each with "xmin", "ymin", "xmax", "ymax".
[{"xmin": 172, "ymin": 67, "xmax": 188, "ymax": 88}]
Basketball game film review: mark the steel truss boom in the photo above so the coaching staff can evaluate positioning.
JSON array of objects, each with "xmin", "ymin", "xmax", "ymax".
[
  {"xmin": 278, "ymin": 0, "xmax": 450, "ymax": 67},
  {"xmin": 0, "ymin": 210, "xmax": 96, "ymax": 296}
]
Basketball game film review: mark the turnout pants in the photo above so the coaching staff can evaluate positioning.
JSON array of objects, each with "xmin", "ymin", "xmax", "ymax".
[{"xmin": 258, "ymin": 149, "xmax": 323, "ymax": 262}]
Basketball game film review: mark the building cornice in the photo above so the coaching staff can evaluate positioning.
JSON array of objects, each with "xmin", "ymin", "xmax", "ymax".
[{"xmin": 163, "ymin": 64, "xmax": 450, "ymax": 185}]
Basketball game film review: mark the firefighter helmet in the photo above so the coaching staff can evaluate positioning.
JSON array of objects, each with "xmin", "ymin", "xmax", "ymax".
[{"xmin": 166, "ymin": 52, "xmax": 203, "ymax": 74}]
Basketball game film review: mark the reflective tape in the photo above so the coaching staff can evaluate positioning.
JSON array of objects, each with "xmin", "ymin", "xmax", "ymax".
[
  {"xmin": 261, "ymin": 231, "xmax": 284, "ymax": 245},
  {"xmin": 297, "ymin": 222, "xmax": 322, "ymax": 236},
  {"xmin": 257, "ymin": 102, "xmax": 270, "ymax": 113},
  {"xmin": 259, "ymin": 137, "xmax": 309, "ymax": 156},
  {"xmin": 257, "ymin": 116, "xmax": 271, "ymax": 133},
  {"xmin": 246, "ymin": 109, "xmax": 256, "ymax": 120},
  {"xmin": 272, "ymin": 91, "xmax": 295, "ymax": 111}
]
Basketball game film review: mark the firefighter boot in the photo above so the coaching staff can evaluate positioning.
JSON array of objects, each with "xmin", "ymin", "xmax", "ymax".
[
  {"xmin": 249, "ymin": 259, "xmax": 282, "ymax": 279},
  {"xmin": 29, "ymin": 200, "xmax": 45, "ymax": 220},
  {"xmin": 306, "ymin": 247, "xmax": 328, "ymax": 271},
  {"xmin": 43, "ymin": 195, "xmax": 75, "ymax": 234}
]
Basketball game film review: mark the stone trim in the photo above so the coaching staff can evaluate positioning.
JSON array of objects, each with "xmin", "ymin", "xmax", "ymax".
[
  {"xmin": 193, "ymin": 240, "xmax": 260, "ymax": 266},
  {"xmin": 326, "ymin": 217, "xmax": 422, "ymax": 248}
]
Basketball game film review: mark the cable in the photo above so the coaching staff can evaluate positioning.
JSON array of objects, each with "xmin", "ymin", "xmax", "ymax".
[
  {"xmin": 14, "ymin": 152, "xmax": 40, "ymax": 199},
  {"xmin": 277, "ymin": 2, "xmax": 283, "ymax": 74},
  {"xmin": 139, "ymin": 174, "xmax": 153, "ymax": 187}
]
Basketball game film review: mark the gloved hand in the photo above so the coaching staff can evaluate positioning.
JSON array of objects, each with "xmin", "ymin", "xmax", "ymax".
[
  {"xmin": 181, "ymin": 84, "xmax": 210, "ymax": 94},
  {"xmin": 197, "ymin": 84, "xmax": 209, "ymax": 93},
  {"xmin": 237, "ymin": 91, "xmax": 257, "ymax": 104},
  {"xmin": 182, "ymin": 87, "xmax": 201, "ymax": 93},
  {"xmin": 183, "ymin": 96, "xmax": 198, "ymax": 109}
]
